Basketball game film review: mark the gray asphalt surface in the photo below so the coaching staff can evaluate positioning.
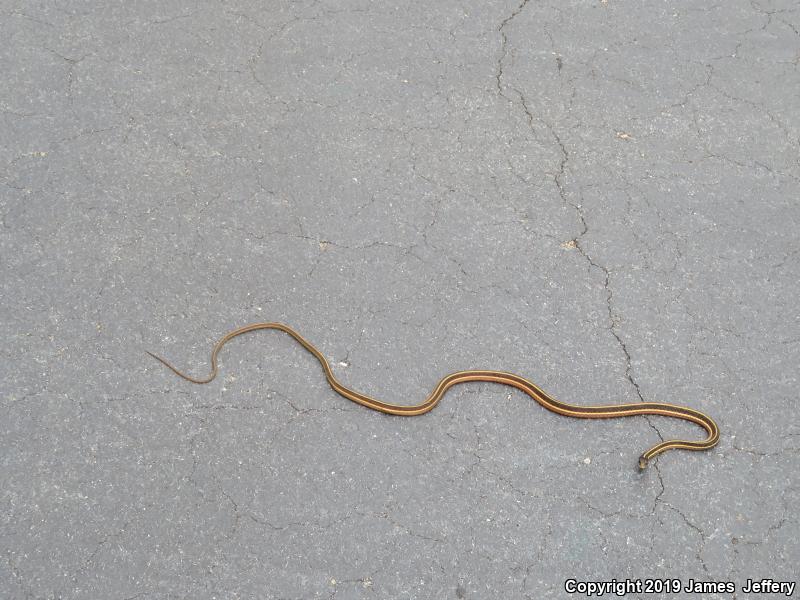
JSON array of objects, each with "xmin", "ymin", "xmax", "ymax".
[{"xmin": 2, "ymin": 1, "xmax": 798, "ymax": 599}]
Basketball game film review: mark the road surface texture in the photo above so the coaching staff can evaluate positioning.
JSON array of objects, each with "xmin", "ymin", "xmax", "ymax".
[{"xmin": 2, "ymin": 1, "xmax": 798, "ymax": 599}]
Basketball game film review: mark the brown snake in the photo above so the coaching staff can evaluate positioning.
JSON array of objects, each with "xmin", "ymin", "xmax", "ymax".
[{"xmin": 147, "ymin": 322, "xmax": 720, "ymax": 469}]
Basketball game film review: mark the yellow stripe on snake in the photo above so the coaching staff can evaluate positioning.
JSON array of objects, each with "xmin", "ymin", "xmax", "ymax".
[{"xmin": 147, "ymin": 322, "xmax": 720, "ymax": 469}]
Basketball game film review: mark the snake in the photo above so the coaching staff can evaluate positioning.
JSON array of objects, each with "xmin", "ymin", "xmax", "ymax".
[{"xmin": 147, "ymin": 322, "xmax": 720, "ymax": 469}]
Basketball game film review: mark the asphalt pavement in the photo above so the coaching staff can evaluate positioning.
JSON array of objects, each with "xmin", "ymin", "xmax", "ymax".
[{"xmin": 2, "ymin": 1, "xmax": 798, "ymax": 598}]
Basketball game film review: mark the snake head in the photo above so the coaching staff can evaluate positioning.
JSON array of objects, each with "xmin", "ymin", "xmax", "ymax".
[{"xmin": 638, "ymin": 456, "xmax": 649, "ymax": 470}]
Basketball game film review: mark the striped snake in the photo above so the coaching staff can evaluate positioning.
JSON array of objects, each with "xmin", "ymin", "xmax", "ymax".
[{"xmin": 147, "ymin": 322, "xmax": 720, "ymax": 469}]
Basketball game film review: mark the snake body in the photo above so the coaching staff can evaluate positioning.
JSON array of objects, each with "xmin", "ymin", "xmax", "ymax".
[{"xmin": 147, "ymin": 322, "xmax": 720, "ymax": 469}]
